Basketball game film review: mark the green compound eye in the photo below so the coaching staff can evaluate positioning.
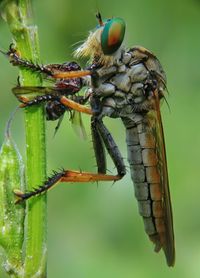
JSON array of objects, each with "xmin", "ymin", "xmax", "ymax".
[{"xmin": 101, "ymin": 18, "xmax": 126, "ymax": 55}]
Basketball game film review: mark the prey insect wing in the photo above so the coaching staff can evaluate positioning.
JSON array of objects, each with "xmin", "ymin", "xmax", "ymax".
[
  {"xmin": 70, "ymin": 110, "xmax": 87, "ymax": 140},
  {"xmin": 13, "ymin": 86, "xmax": 79, "ymax": 100}
]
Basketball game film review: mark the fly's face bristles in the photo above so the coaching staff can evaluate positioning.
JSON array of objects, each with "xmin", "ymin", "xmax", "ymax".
[{"xmin": 74, "ymin": 27, "xmax": 121, "ymax": 66}]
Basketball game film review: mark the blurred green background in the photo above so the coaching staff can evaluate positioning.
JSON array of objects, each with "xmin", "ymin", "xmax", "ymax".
[{"xmin": 1, "ymin": 0, "xmax": 200, "ymax": 277}]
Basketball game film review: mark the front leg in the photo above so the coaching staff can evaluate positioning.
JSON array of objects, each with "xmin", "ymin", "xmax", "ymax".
[{"xmin": 3, "ymin": 44, "xmax": 92, "ymax": 79}]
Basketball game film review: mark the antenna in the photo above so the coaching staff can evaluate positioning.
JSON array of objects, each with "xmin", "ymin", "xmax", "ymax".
[{"xmin": 96, "ymin": 11, "xmax": 104, "ymax": 26}]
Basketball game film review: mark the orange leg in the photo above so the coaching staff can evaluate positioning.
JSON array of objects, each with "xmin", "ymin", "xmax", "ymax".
[
  {"xmin": 61, "ymin": 170, "xmax": 120, "ymax": 182},
  {"xmin": 14, "ymin": 119, "xmax": 126, "ymax": 204},
  {"xmin": 52, "ymin": 70, "xmax": 92, "ymax": 79},
  {"xmin": 18, "ymin": 95, "xmax": 93, "ymax": 115},
  {"xmin": 59, "ymin": 96, "xmax": 92, "ymax": 115},
  {"xmin": 14, "ymin": 170, "xmax": 122, "ymax": 204}
]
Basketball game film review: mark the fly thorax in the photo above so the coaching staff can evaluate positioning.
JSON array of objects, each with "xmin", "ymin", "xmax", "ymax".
[{"xmin": 90, "ymin": 48, "xmax": 165, "ymax": 119}]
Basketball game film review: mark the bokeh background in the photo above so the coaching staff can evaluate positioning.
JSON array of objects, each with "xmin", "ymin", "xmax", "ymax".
[{"xmin": 0, "ymin": 0, "xmax": 200, "ymax": 277}]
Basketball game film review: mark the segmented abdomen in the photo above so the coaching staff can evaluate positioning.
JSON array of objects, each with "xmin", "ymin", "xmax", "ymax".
[{"xmin": 123, "ymin": 118, "xmax": 165, "ymax": 251}]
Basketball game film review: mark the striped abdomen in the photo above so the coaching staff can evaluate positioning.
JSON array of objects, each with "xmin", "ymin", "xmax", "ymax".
[{"xmin": 123, "ymin": 118, "xmax": 167, "ymax": 254}]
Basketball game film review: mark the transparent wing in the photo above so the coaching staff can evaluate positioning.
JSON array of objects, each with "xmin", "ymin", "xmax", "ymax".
[
  {"xmin": 149, "ymin": 90, "xmax": 175, "ymax": 266},
  {"xmin": 70, "ymin": 110, "xmax": 87, "ymax": 140}
]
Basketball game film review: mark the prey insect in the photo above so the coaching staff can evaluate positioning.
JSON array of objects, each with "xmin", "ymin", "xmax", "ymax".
[{"xmin": 3, "ymin": 12, "xmax": 175, "ymax": 266}]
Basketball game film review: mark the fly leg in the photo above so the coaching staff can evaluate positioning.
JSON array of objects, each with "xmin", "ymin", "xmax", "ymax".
[
  {"xmin": 13, "ymin": 87, "xmax": 93, "ymax": 115},
  {"xmin": 1, "ymin": 44, "xmax": 52, "ymax": 76},
  {"xmin": 91, "ymin": 116, "xmax": 106, "ymax": 174},
  {"xmin": 4, "ymin": 44, "xmax": 94, "ymax": 114},
  {"xmin": 14, "ymin": 170, "xmax": 121, "ymax": 204},
  {"xmin": 2, "ymin": 44, "xmax": 92, "ymax": 79},
  {"xmin": 94, "ymin": 118, "xmax": 126, "ymax": 177},
  {"xmin": 14, "ymin": 118, "xmax": 125, "ymax": 203}
]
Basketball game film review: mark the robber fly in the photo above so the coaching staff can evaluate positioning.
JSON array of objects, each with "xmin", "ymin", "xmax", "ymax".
[{"xmin": 2, "ymin": 12, "xmax": 175, "ymax": 266}]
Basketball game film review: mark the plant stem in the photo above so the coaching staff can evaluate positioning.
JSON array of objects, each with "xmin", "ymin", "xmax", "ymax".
[{"xmin": 2, "ymin": 0, "xmax": 47, "ymax": 277}]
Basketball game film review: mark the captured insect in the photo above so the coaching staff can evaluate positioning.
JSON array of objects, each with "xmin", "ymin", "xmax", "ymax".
[{"xmin": 2, "ymin": 12, "xmax": 175, "ymax": 266}]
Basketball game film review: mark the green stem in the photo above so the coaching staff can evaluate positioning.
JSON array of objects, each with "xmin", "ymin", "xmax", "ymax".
[{"xmin": 2, "ymin": 0, "xmax": 47, "ymax": 277}]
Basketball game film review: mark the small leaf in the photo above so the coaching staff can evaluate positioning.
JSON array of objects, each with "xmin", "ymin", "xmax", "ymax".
[{"xmin": 0, "ymin": 133, "xmax": 25, "ymax": 274}]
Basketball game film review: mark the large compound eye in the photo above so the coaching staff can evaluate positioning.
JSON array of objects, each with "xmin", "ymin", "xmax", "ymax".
[{"xmin": 101, "ymin": 18, "xmax": 126, "ymax": 55}]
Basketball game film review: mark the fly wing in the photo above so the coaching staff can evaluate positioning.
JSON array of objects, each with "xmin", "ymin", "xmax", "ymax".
[
  {"xmin": 149, "ymin": 90, "xmax": 175, "ymax": 266},
  {"xmin": 129, "ymin": 46, "xmax": 175, "ymax": 265}
]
